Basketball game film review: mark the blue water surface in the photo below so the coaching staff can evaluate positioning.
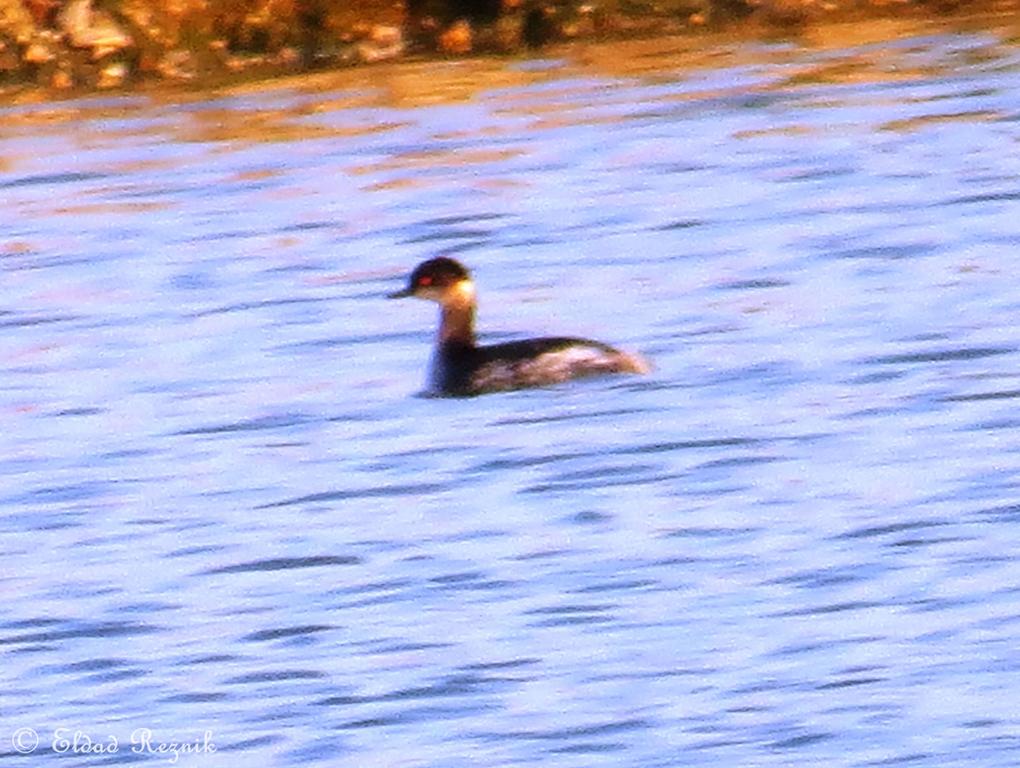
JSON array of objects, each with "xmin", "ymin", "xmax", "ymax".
[{"xmin": 2, "ymin": 17, "xmax": 1020, "ymax": 768}]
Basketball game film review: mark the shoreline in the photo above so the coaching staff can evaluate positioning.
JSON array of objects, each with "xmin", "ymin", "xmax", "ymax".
[{"xmin": 0, "ymin": 0, "xmax": 1017, "ymax": 99}]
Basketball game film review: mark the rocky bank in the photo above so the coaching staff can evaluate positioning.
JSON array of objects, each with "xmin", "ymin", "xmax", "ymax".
[{"xmin": 0, "ymin": 0, "xmax": 1013, "ymax": 92}]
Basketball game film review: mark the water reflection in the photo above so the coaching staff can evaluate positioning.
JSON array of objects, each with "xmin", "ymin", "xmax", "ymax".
[{"xmin": 3, "ymin": 15, "xmax": 1020, "ymax": 768}]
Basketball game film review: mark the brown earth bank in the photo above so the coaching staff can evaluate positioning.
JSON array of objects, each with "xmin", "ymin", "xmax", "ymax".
[{"xmin": 0, "ymin": 0, "xmax": 1016, "ymax": 93}]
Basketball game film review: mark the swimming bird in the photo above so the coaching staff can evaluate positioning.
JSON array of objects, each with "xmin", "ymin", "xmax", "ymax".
[{"xmin": 389, "ymin": 257, "xmax": 650, "ymax": 396}]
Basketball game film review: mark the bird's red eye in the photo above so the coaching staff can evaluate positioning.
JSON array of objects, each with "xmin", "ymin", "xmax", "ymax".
[{"xmin": 418, "ymin": 276, "xmax": 433, "ymax": 286}]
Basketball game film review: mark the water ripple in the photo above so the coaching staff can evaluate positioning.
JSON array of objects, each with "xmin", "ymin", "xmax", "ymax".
[{"xmin": 201, "ymin": 556, "xmax": 360, "ymax": 575}]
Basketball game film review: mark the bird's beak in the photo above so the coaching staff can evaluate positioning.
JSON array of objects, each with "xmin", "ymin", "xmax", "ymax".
[{"xmin": 387, "ymin": 287, "xmax": 413, "ymax": 299}]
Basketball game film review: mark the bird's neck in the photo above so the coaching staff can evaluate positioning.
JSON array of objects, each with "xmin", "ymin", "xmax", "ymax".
[{"xmin": 438, "ymin": 280, "xmax": 477, "ymax": 347}]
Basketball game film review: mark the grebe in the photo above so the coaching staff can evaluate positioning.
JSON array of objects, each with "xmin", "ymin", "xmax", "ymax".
[{"xmin": 388, "ymin": 257, "xmax": 650, "ymax": 396}]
